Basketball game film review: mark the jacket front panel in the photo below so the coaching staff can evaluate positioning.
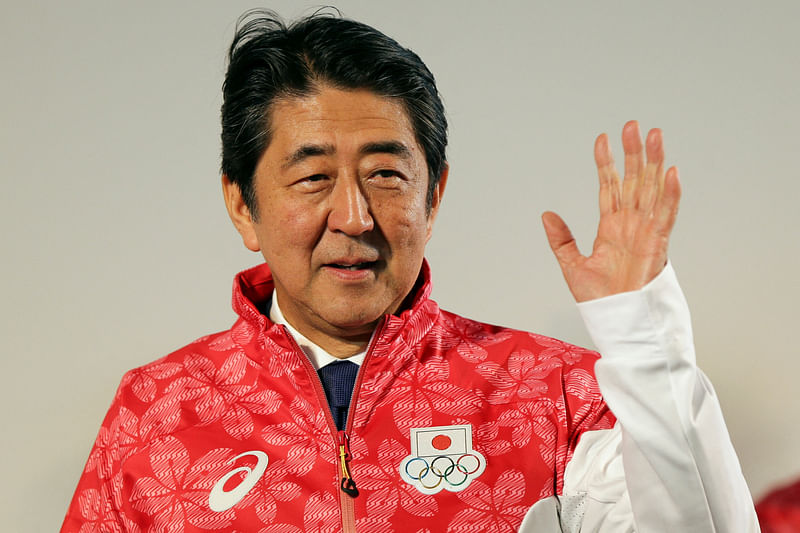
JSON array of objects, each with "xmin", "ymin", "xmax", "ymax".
[{"xmin": 61, "ymin": 262, "xmax": 614, "ymax": 533}]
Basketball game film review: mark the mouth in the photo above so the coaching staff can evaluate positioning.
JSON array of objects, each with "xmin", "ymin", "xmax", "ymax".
[{"xmin": 325, "ymin": 261, "xmax": 378, "ymax": 271}]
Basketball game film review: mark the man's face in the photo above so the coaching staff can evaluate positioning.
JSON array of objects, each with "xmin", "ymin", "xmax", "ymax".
[{"xmin": 225, "ymin": 86, "xmax": 445, "ymax": 350}]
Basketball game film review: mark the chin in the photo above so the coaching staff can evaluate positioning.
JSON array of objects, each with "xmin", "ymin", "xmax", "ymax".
[{"xmin": 321, "ymin": 304, "xmax": 385, "ymax": 331}]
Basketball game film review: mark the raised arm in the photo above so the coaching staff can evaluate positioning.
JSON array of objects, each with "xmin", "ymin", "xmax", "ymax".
[{"xmin": 535, "ymin": 121, "xmax": 759, "ymax": 532}]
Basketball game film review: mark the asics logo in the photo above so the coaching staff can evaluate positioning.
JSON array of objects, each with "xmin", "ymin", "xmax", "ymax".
[{"xmin": 209, "ymin": 450, "xmax": 269, "ymax": 512}]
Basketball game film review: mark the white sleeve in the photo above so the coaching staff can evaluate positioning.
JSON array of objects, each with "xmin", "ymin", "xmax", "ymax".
[{"xmin": 561, "ymin": 263, "xmax": 760, "ymax": 532}]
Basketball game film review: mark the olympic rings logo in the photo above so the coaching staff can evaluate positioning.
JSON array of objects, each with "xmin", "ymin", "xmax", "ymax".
[
  {"xmin": 400, "ymin": 425, "xmax": 487, "ymax": 494},
  {"xmin": 403, "ymin": 453, "xmax": 482, "ymax": 489}
]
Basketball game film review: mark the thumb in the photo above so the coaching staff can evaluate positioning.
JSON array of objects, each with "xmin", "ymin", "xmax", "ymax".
[{"xmin": 541, "ymin": 211, "xmax": 582, "ymax": 268}]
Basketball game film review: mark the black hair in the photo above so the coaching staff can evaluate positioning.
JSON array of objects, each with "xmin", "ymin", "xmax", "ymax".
[{"xmin": 221, "ymin": 8, "xmax": 448, "ymax": 219}]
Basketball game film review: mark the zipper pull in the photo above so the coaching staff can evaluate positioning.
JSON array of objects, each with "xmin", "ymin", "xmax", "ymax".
[{"xmin": 338, "ymin": 430, "xmax": 359, "ymax": 498}]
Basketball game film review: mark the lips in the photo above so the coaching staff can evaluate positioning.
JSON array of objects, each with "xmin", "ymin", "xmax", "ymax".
[
  {"xmin": 322, "ymin": 259, "xmax": 379, "ymax": 281},
  {"xmin": 325, "ymin": 260, "xmax": 378, "ymax": 271}
]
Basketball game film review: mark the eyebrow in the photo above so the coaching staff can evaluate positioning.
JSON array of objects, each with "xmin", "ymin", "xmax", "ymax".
[
  {"xmin": 281, "ymin": 140, "xmax": 412, "ymax": 170},
  {"xmin": 282, "ymin": 143, "xmax": 335, "ymax": 170},
  {"xmin": 358, "ymin": 141, "xmax": 412, "ymax": 159}
]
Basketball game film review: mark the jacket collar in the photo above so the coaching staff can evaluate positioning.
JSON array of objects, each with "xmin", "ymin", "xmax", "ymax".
[{"xmin": 230, "ymin": 259, "xmax": 440, "ymax": 357}]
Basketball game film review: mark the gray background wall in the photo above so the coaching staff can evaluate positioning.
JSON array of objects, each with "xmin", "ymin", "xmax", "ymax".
[{"xmin": 1, "ymin": 1, "xmax": 798, "ymax": 530}]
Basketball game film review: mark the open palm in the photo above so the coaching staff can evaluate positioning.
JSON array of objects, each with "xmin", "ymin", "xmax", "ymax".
[{"xmin": 542, "ymin": 120, "xmax": 682, "ymax": 302}]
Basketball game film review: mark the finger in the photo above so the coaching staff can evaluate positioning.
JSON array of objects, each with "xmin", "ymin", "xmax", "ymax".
[
  {"xmin": 639, "ymin": 128, "xmax": 665, "ymax": 212},
  {"xmin": 621, "ymin": 120, "xmax": 643, "ymax": 210},
  {"xmin": 594, "ymin": 133, "xmax": 621, "ymax": 215},
  {"xmin": 654, "ymin": 166, "xmax": 681, "ymax": 234},
  {"xmin": 541, "ymin": 211, "xmax": 584, "ymax": 269}
]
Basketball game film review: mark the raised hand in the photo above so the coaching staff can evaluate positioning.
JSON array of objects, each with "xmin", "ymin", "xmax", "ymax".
[{"xmin": 542, "ymin": 120, "xmax": 682, "ymax": 302}]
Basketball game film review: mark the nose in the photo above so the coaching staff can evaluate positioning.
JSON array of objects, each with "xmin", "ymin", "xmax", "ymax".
[{"xmin": 327, "ymin": 176, "xmax": 374, "ymax": 235}]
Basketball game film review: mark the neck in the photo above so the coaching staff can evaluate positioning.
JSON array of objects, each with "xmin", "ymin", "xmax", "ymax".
[
  {"xmin": 304, "ymin": 330, "xmax": 371, "ymax": 358},
  {"xmin": 269, "ymin": 291, "xmax": 376, "ymax": 358}
]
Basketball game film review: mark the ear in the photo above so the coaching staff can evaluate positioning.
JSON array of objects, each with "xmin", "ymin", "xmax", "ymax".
[
  {"xmin": 222, "ymin": 175, "xmax": 261, "ymax": 252},
  {"xmin": 425, "ymin": 162, "xmax": 449, "ymax": 242}
]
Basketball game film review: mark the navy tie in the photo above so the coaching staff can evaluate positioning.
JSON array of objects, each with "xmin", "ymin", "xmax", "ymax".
[{"xmin": 317, "ymin": 360, "xmax": 359, "ymax": 431}]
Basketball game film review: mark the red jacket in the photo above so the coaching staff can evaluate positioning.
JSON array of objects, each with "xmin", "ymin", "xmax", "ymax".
[{"xmin": 62, "ymin": 261, "xmax": 615, "ymax": 532}]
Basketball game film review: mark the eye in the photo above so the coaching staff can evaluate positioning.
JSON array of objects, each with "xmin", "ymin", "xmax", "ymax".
[
  {"xmin": 294, "ymin": 174, "xmax": 330, "ymax": 191},
  {"xmin": 369, "ymin": 169, "xmax": 405, "ymax": 188},
  {"xmin": 373, "ymin": 169, "xmax": 400, "ymax": 179}
]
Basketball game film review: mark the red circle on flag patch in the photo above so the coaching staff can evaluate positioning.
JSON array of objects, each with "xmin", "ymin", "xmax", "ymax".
[{"xmin": 432, "ymin": 435, "xmax": 451, "ymax": 450}]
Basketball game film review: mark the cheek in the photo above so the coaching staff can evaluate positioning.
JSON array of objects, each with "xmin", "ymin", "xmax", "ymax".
[
  {"xmin": 280, "ymin": 209, "xmax": 314, "ymax": 238},
  {"xmin": 383, "ymin": 205, "xmax": 433, "ymax": 256},
  {"xmin": 258, "ymin": 204, "xmax": 321, "ymax": 259},
  {"xmin": 375, "ymin": 201, "xmax": 419, "ymax": 239}
]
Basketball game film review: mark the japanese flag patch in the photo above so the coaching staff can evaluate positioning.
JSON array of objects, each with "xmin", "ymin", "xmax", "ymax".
[{"xmin": 399, "ymin": 424, "xmax": 486, "ymax": 494}]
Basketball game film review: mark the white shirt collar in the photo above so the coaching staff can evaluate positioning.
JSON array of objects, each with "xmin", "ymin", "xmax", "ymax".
[{"xmin": 269, "ymin": 291, "xmax": 367, "ymax": 370}]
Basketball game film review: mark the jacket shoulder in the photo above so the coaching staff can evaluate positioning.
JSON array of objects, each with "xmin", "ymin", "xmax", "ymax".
[
  {"xmin": 434, "ymin": 308, "xmax": 600, "ymax": 368},
  {"xmin": 110, "ymin": 327, "xmax": 242, "ymax": 414}
]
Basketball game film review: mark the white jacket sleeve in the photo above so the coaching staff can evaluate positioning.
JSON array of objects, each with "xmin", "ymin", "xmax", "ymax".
[{"xmin": 564, "ymin": 263, "xmax": 760, "ymax": 532}]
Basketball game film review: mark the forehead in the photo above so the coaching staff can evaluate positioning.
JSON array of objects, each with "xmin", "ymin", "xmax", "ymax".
[{"xmin": 266, "ymin": 87, "xmax": 421, "ymax": 157}]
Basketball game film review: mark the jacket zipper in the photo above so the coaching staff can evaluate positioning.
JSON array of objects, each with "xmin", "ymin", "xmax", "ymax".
[
  {"xmin": 338, "ymin": 430, "xmax": 359, "ymax": 497},
  {"xmin": 280, "ymin": 317, "xmax": 387, "ymax": 532}
]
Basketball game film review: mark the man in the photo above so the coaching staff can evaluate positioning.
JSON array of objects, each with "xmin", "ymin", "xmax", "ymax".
[{"xmin": 62, "ymin": 10, "xmax": 759, "ymax": 532}]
